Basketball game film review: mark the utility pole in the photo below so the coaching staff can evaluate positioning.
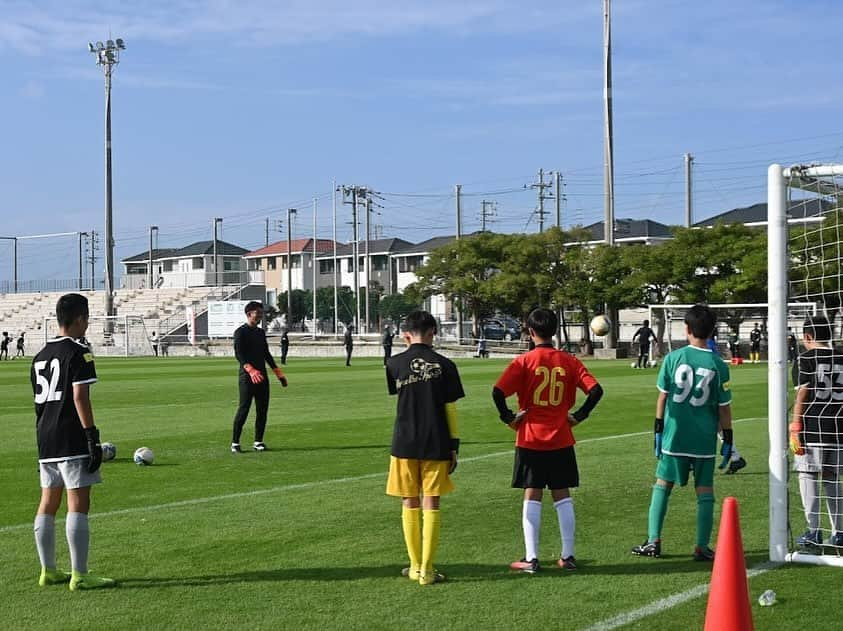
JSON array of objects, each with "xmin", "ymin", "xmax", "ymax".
[
  {"xmin": 555, "ymin": 171, "xmax": 564, "ymax": 228},
  {"xmin": 332, "ymin": 180, "xmax": 338, "ymax": 335},
  {"xmin": 148, "ymin": 225, "xmax": 158, "ymax": 289},
  {"xmin": 287, "ymin": 208, "xmax": 297, "ymax": 326},
  {"xmin": 530, "ymin": 168, "xmax": 553, "ymax": 232},
  {"xmin": 89, "ymin": 230, "xmax": 98, "ymax": 289},
  {"xmin": 89, "ymin": 38, "xmax": 125, "ymax": 318},
  {"xmin": 364, "ymin": 195, "xmax": 372, "ymax": 334},
  {"xmin": 480, "ymin": 200, "xmax": 496, "ymax": 232},
  {"xmin": 78, "ymin": 232, "xmax": 86, "ymax": 290},
  {"xmin": 213, "ymin": 218, "xmax": 222, "ymax": 286},
  {"xmin": 312, "ymin": 197, "xmax": 317, "ymax": 340},
  {"xmin": 684, "ymin": 152, "xmax": 694, "ymax": 228},
  {"xmin": 603, "ymin": 0, "xmax": 615, "ymax": 247},
  {"xmin": 265, "ymin": 217, "xmax": 270, "ymax": 247},
  {"xmin": 455, "ymin": 184, "xmax": 462, "ymax": 345}
]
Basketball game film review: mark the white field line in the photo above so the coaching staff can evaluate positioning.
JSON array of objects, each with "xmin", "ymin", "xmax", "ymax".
[
  {"xmin": 583, "ymin": 562, "xmax": 780, "ymax": 631},
  {"xmin": 0, "ymin": 417, "xmax": 765, "ymax": 534}
]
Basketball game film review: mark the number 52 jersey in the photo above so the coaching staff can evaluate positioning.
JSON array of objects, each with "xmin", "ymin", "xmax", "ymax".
[
  {"xmin": 658, "ymin": 345, "xmax": 731, "ymax": 458},
  {"xmin": 31, "ymin": 337, "xmax": 98, "ymax": 462}
]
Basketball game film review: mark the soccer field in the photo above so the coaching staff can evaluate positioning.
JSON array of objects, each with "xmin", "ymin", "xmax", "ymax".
[{"xmin": 1, "ymin": 356, "xmax": 841, "ymax": 630}]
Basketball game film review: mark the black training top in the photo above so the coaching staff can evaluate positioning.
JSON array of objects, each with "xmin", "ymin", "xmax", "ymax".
[
  {"xmin": 386, "ymin": 343, "xmax": 465, "ymax": 460},
  {"xmin": 31, "ymin": 337, "xmax": 97, "ymax": 461},
  {"xmin": 344, "ymin": 329, "xmax": 353, "ymax": 348},
  {"xmin": 633, "ymin": 326, "xmax": 655, "ymax": 347},
  {"xmin": 383, "ymin": 331, "xmax": 394, "ymax": 348},
  {"xmin": 793, "ymin": 347, "xmax": 843, "ymax": 445},
  {"xmin": 750, "ymin": 329, "xmax": 762, "ymax": 345},
  {"xmin": 233, "ymin": 324, "xmax": 277, "ymax": 375}
]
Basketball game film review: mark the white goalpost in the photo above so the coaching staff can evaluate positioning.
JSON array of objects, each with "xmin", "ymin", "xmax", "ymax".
[
  {"xmin": 769, "ymin": 163, "xmax": 843, "ymax": 567},
  {"xmin": 43, "ymin": 315, "xmax": 154, "ymax": 357}
]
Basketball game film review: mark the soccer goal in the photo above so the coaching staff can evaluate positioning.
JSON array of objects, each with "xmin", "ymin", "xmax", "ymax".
[
  {"xmin": 43, "ymin": 315, "xmax": 155, "ymax": 357},
  {"xmin": 769, "ymin": 163, "xmax": 843, "ymax": 567}
]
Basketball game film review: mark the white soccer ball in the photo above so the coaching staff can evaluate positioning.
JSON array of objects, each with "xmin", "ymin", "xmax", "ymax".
[
  {"xmin": 630, "ymin": 362, "xmax": 637, "ymax": 369},
  {"xmin": 101, "ymin": 442, "xmax": 116, "ymax": 462},
  {"xmin": 133, "ymin": 447, "xmax": 154, "ymax": 466},
  {"xmin": 590, "ymin": 314, "xmax": 611, "ymax": 337}
]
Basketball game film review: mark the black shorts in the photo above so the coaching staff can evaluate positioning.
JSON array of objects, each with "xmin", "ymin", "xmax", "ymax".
[
  {"xmin": 751, "ymin": 342, "xmax": 760, "ymax": 352},
  {"xmin": 512, "ymin": 446, "xmax": 579, "ymax": 490},
  {"xmin": 638, "ymin": 345, "xmax": 650, "ymax": 356}
]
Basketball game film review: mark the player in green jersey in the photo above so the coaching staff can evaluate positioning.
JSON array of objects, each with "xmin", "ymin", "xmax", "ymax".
[{"xmin": 631, "ymin": 304, "xmax": 734, "ymax": 561}]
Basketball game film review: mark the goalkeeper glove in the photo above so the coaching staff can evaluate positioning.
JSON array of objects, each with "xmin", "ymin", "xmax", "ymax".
[
  {"xmin": 85, "ymin": 426, "xmax": 102, "ymax": 474},
  {"xmin": 243, "ymin": 363, "xmax": 265, "ymax": 384},
  {"xmin": 653, "ymin": 418, "xmax": 663, "ymax": 459},
  {"xmin": 718, "ymin": 428, "xmax": 733, "ymax": 469},
  {"xmin": 789, "ymin": 421, "xmax": 805, "ymax": 456},
  {"xmin": 272, "ymin": 367, "xmax": 288, "ymax": 387}
]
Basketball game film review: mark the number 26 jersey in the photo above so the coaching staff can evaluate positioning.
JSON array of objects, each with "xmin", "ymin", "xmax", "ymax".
[
  {"xmin": 31, "ymin": 337, "xmax": 98, "ymax": 462},
  {"xmin": 657, "ymin": 345, "xmax": 731, "ymax": 458}
]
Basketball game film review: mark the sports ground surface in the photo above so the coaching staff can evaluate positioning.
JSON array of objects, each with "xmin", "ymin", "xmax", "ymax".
[{"xmin": 2, "ymin": 355, "xmax": 842, "ymax": 630}]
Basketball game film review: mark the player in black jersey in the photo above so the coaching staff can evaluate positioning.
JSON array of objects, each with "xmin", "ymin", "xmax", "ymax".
[
  {"xmin": 790, "ymin": 316, "xmax": 843, "ymax": 548},
  {"xmin": 632, "ymin": 320, "xmax": 657, "ymax": 369},
  {"xmin": 31, "ymin": 293, "xmax": 115, "ymax": 590},
  {"xmin": 749, "ymin": 323, "xmax": 762, "ymax": 363},
  {"xmin": 385, "ymin": 311, "xmax": 464, "ymax": 585},
  {"xmin": 0, "ymin": 331, "xmax": 9, "ymax": 360},
  {"xmin": 231, "ymin": 301, "xmax": 287, "ymax": 453}
]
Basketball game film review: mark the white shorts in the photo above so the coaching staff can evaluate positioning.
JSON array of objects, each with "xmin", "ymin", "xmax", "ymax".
[
  {"xmin": 39, "ymin": 457, "xmax": 102, "ymax": 490},
  {"xmin": 794, "ymin": 446, "xmax": 842, "ymax": 474}
]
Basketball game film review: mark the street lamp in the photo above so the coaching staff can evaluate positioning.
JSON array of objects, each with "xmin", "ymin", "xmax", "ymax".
[
  {"xmin": 286, "ymin": 208, "xmax": 297, "ymax": 326},
  {"xmin": 88, "ymin": 37, "xmax": 125, "ymax": 318}
]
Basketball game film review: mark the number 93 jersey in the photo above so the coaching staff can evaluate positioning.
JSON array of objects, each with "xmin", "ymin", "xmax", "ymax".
[
  {"xmin": 495, "ymin": 345, "xmax": 598, "ymax": 451},
  {"xmin": 657, "ymin": 345, "xmax": 731, "ymax": 458},
  {"xmin": 31, "ymin": 337, "xmax": 97, "ymax": 462}
]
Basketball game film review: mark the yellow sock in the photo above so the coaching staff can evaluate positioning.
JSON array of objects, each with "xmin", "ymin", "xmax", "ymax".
[
  {"xmin": 402, "ymin": 506, "xmax": 421, "ymax": 578},
  {"xmin": 421, "ymin": 509, "xmax": 441, "ymax": 573}
]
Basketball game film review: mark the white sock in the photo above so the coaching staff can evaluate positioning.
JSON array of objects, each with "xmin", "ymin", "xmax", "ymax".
[
  {"xmin": 799, "ymin": 473, "xmax": 821, "ymax": 530},
  {"xmin": 34, "ymin": 514, "xmax": 56, "ymax": 569},
  {"xmin": 730, "ymin": 444, "xmax": 742, "ymax": 461},
  {"xmin": 823, "ymin": 478, "xmax": 842, "ymax": 533},
  {"xmin": 66, "ymin": 512, "xmax": 90, "ymax": 574},
  {"xmin": 554, "ymin": 497, "xmax": 575, "ymax": 559},
  {"xmin": 522, "ymin": 500, "xmax": 542, "ymax": 561}
]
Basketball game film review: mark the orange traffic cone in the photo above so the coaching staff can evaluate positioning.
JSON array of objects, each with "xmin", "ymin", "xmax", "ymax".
[{"xmin": 704, "ymin": 496, "xmax": 754, "ymax": 631}]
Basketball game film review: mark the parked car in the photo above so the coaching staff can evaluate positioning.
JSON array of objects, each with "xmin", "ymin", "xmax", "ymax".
[{"xmin": 480, "ymin": 317, "xmax": 521, "ymax": 341}]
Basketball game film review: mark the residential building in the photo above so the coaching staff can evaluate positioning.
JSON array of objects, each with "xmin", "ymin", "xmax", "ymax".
[{"xmin": 121, "ymin": 240, "xmax": 250, "ymax": 289}]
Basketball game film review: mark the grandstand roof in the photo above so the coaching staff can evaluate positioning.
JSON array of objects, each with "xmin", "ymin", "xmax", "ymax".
[
  {"xmin": 693, "ymin": 198, "xmax": 829, "ymax": 227},
  {"xmin": 122, "ymin": 240, "xmax": 248, "ymax": 262},
  {"xmin": 581, "ymin": 218, "xmax": 673, "ymax": 243},
  {"xmin": 245, "ymin": 239, "xmax": 338, "ymax": 258}
]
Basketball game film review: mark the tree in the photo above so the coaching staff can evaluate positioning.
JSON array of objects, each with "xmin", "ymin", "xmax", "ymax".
[
  {"xmin": 315, "ymin": 285, "xmax": 356, "ymax": 325},
  {"xmin": 379, "ymin": 292, "xmax": 421, "ymax": 326},
  {"xmin": 277, "ymin": 289, "xmax": 312, "ymax": 328},
  {"xmin": 790, "ymin": 208, "xmax": 843, "ymax": 322}
]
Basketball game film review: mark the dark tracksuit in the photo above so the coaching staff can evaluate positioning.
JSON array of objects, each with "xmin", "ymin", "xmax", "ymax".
[
  {"xmin": 232, "ymin": 323, "xmax": 278, "ymax": 444},
  {"xmin": 344, "ymin": 330, "xmax": 353, "ymax": 366},
  {"xmin": 382, "ymin": 331, "xmax": 394, "ymax": 365}
]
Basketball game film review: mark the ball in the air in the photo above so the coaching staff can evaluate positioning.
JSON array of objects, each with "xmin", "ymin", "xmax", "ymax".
[
  {"xmin": 590, "ymin": 314, "xmax": 611, "ymax": 337},
  {"xmin": 133, "ymin": 447, "xmax": 154, "ymax": 466},
  {"xmin": 101, "ymin": 442, "xmax": 116, "ymax": 462}
]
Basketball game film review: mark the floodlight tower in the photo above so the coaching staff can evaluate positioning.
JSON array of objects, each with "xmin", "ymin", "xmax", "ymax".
[{"xmin": 88, "ymin": 37, "xmax": 125, "ymax": 319}]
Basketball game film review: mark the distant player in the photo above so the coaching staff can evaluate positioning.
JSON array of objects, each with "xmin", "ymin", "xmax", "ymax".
[
  {"xmin": 382, "ymin": 326, "xmax": 395, "ymax": 365},
  {"xmin": 386, "ymin": 310, "xmax": 464, "ymax": 585},
  {"xmin": 749, "ymin": 323, "xmax": 762, "ymax": 363},
  {"xmin": 230, "ymin": 301, "xmax": 287, "ymax": 453},
  {"xmin": 150, "ymin": 331, "xmax": 158, "ymax": 357},
  {"xmin": 16, "ymin": 331, "xmax": 25, "ymax": 358},
  {"xmin": 632, "ymin": 319, "xmax": 657, "ymax": 369},
  {"xmin": 343, "ymin": 324, "xmax": 354, "ymax": 366},
  {"xmin": 789, "ymin": 316, "xmax": 843, "ymax": 548},
  {"xmin": 1, "ymin": 331, "xmax": 9, "ymax": 360},
  {"xmin": 493, "ymin": 308, "xmax": 604, "ymax": 573},
  {"xmin": 787, "ymin": 328, "xmax": 798, "ymax": 363},
  {"xmin": 280, "ymin": 331, "xmax": 289, "ymax": 365},
  {"xmin": 31, "ymin": 293, "xmax": 115, "ymax": 590},
  {"xmin": 632, "ymin": 304, "xmax": 733, "ymax": 561}
]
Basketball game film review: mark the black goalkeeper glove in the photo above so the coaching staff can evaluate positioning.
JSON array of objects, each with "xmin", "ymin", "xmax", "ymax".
[
  {"xmin": 654, "ymin": 418, "xmax": 664, "ymax": 459},
  {"xmin": 85, "ymin": 426, "xmax": 102, "ymax": 474},
  {"xmin": 719, "ymin": 428, "xmax": 733, "ymax": 470}
]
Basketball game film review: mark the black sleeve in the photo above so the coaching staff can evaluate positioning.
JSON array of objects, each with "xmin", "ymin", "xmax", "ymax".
[
  {"xmin": 262, "ymin": 331, "xmax": 277, "ymax": 370},
  {"xmin": 386, "ymin": 365, "xmax": 397, "ymax": 395},
  {"xmin": 572, "ymin": 383, "xmax": 604, "ymax": 423},
  {"xmin": 70, "ymin": 348, "xmax": 97, "ymax": 385},
  {"xmin": 492, "ymin": 387, "xmax": 515, "ymax": 423},
  {"xmin": 234, "ymin": 327, "xmax": 245, "ymax": 366},
  {"xmin": 443, "ymin": 359, "xmax": 465, "ymax": 403}
]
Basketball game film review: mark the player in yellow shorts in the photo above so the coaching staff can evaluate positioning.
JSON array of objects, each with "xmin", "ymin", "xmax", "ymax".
[{"xmin": 385, "ymin": 310, "xmax": 464, "ymax": 585}]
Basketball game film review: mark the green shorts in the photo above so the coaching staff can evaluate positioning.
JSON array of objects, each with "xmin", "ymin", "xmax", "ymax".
[{"xmin": 656, "ymin": 454, "xmax": 715, "ymax": 488}]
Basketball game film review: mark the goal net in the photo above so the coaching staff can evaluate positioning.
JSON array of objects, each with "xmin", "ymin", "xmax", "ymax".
[
  {"xmin": 769, "ymin": 163, "xmax": 843, "ymax": 567},
  {"xmin": 43, "ymin": 315, "xmax": 154, "ymax": 357}
]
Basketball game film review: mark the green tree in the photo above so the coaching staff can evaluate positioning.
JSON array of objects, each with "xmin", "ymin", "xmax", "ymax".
[
  {"xmin": 277, "ymin": 289, "xmax": 312, "ymax": 327},
  {"xmin": 379, "ymin": 292, "xmax": 421, "ymax": 326},
  {"xmin": 315, "ymin": 285, "xmax": 356, "ymax": 325}
]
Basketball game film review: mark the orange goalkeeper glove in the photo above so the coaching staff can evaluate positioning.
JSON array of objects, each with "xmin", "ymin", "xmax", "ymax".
[
  {"xmin": 243, "ymin": 363, "xmax": 265, "ymax": 384},
  {"xmin": 789, "ymin": 421, "xmax": 805, "ymax": 456},
  {"xmin": 272, "ymin": 367, "xmax": 288, "ymax": 387}
]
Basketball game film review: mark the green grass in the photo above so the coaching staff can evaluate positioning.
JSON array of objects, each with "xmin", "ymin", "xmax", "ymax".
[{"xmin": 1, "ymin": 356, "xmax": 840, "ymax": 630}]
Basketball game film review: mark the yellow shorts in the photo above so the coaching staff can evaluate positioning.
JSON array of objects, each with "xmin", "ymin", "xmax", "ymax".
[{"xmin": 386, "ymin": 457, "xmax": 454, "ymax": 498}]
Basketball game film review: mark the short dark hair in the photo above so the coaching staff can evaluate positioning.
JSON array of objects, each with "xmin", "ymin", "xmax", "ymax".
[
  {"xmin": 403, "ymin": 310, "xmax": 437, "ymax": 336},
  {"xmin": 56, "ymin": 293, "xmax": 89, "ymax": 328},
  {"xmin": 244, "ymin": 301, "xmax": 263, "ymax": 314},
  {"xmin": 643, "ymin": 319, "xmax": 650, "ymax": 327},
  {"xmin": 684, "ymin": 304, "xmax": 716, "ymax": 339},
  {"xmin": 804, "ymin": 316, "xmax": 832, "ymax": 342},
  {"xmin": 527, "ymin": 308, "xmax": 557, "ymax": 340}
]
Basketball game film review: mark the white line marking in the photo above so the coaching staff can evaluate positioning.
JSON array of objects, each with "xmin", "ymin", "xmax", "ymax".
[
  {"xmin": 0, "ymin": 417, "xmax": 765, "ymax": 534},
  {"xmin": 583, "ymin": 562, "xmax": 780, "ymax": 631}
]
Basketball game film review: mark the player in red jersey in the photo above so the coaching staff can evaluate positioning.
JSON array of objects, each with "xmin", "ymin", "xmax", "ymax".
[{"xmin": 493, "ymin": 308, "xmax": 604, "ymax": 573}]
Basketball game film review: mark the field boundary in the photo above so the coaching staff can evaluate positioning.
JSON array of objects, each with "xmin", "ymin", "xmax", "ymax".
[{"xmin": 1, "ymin": 417, "xmax": 765, "ymax": 534}]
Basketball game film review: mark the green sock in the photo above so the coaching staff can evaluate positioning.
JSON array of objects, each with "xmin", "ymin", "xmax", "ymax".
[
  {"xmin": 647, "ymin": 484, "xmax": 671, "ymax": 542},
  {"xmin": 696, "ymin": 493, "xmax": 714, "ymax": 548}
]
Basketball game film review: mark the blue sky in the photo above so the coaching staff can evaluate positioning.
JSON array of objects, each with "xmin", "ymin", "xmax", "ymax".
[{"xmin": 1, "ymin": 0, "xmax": 842, "ymax": 284}]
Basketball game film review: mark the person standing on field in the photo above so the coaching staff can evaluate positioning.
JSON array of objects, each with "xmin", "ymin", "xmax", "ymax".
[
  {"xmin": 344, "ymin": 324, "xmax": 354, "ymax": 366},
  {"xmin": 0, "ymin": 331, "xmax": 9, "ymax": 360},
  {"xmin": 382, "ymin": 326, "xmax": 395, "ymax": 365},
  {"xmin": 280, "ymin": 331, "xmax": 290, "ymax": 365},
  {"xmin": 386, "ymin": 310, "xmax": 464, "ymax": 585},
  {"xmin": 230, "ymin": 301, "xmax": 288, "ymax": 453},
  {"xmin": 31, "ymin": 293, "xmax": 116, "ymax": 590},
  {"xmin": 493, "ymin": 308, "xmax": 604, "ymax": 573}
]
